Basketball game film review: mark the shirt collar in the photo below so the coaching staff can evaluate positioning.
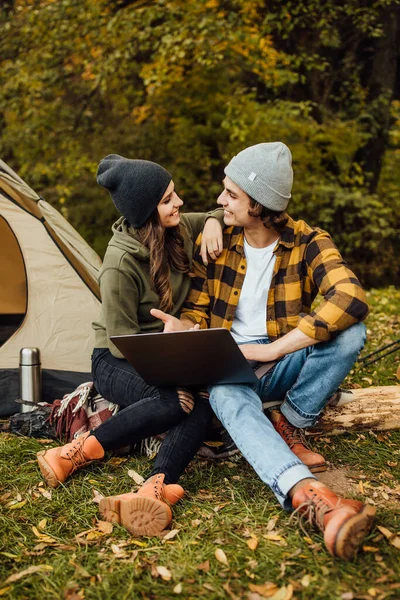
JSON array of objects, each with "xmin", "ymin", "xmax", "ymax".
[{"xmin": 228, "ymin": 215, "xmax": 295, "ymax": 253}]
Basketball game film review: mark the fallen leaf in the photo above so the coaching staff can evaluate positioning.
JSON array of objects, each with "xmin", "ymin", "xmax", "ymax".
[
  {"xmin": 396, "ymin": 365, "xmax": 400, "ymax": 380},
  {"xmin": 162, "ymin": 528, "xmax": 179, "ymax": 541},
  {"xmin": 248, "ymin": 582, "xmax": 279, "ymax": 597},
  {"xmin": 38, "ymin": 519, "xmax": 47, "ymax": 530},
  {"xmin": 247, "ymin": 536, "xmax": 259, "ymax": 551},
  {"xmin": 267, "ymin": 518, "xmax": 278, "ymax": 531},
  {"xmin": 301, "ymin": 574, "xmax": 311, "ymax": 587},
  {"xmin": 156, "ymin": 566, "xmax": 172, "ymax": 581},
  {"xmin": 203, "ymin": 583, "xmax": 215, "ymax": 591},
  {"xmin": 191, "ymin": 519, "xmax": 202, "ymax": 527},
  {"xmin": 173, "ymin": 583, "xmax": 182, "ymax": 594},
  {"xmin": 223, "ymin": 581, "xmax": 240, "ymax": 600},
  {"xmin": 97, "ymin": 521, "xmax": 113, "ymax": 534},
  {"xmin": 270, "ymin": 585, "xmax": 293, "ymax": 600},
  {"xmin": 215, "ymin": 548, "xmax": 229, "ymax": 566},
  {"xmin": 86, "ymin": 530, "xmax": 104, "ymax": 541},
  {"xmin": 341, "ymin": 593, "xmax": 354, "ymax": 600},
  {"xmin": 107, "ymin": 456, "xmax": 127, "ymax": 466},
  {"xmin": 127, "ymin": 469, "xmax": 145, "ymax": 485},
  {"xmin": 7, "ymin": 499, "xmax": 27, "ymax": 510},
  {"xmin": 5, "ymin": 564, "xmax": 53, "ymax": 584},
  {"xmin": 376, "ymin": 525, "xmax": 400, "ymax": 549},
  {"xmin": 196, "ymin": 560, "xmax": 210, "ymax": 572},
  {"xmin": 363, "ymin": 546, "xmax": 380, "ymax": 552},
  {"xmin": 91, "ymin": 488, "xmax": 105, "ymax": 504},
  {"xmin": 37, "ymin": 487, "xmax": 52, "ymax": 500},
  {"xmin": 0, "ymin": 587, "xmax": 12, "ymax": 596}
]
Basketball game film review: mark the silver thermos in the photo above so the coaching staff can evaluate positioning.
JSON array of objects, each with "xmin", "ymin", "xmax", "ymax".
[{"xmin": 19, "ymin": 348, "xmax": 42, "ymax": 412}]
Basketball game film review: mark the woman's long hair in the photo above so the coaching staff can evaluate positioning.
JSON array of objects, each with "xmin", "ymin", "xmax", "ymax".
[{"xmin": 137, "ymin": 210, "xmax": 190, "ymax": 312}]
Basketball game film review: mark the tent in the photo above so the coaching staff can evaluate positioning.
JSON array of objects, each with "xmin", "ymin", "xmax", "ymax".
[{"xmin": 0, "ymin": 160, "xmax": 102, "ymax": 416}]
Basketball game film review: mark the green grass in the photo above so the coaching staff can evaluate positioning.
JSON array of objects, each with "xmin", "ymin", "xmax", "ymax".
[{"xmin": 1, "ymin": 287, "xmax": 399, "ymax": 600}]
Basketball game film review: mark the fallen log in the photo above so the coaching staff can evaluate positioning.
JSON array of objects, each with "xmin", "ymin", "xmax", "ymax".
[{"xmin": 313, "ymin": 386, "xmax": 400, "ymax": 435}]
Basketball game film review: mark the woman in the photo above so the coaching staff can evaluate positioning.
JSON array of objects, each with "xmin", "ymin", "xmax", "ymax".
[{"xmin": 37, "ymin": 154, "xmax": 223, "ymax": 536}]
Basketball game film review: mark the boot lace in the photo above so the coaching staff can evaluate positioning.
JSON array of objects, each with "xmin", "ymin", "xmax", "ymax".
[
  {"xmin": 278, "ymin": 419, "xmax": 306, "ymax": 449},
  {"xmin": 290, "ymin": 491, "xmax": 333, "ymax": 535},
  {"xmin": 64, "ymin": 436, "xmax": 90, "ymax": 471}
]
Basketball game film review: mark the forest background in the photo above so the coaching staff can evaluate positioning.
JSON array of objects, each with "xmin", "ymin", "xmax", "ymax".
[{"xmin": 1, "ymin": 0, "xmax": 400, "ymax": 288}]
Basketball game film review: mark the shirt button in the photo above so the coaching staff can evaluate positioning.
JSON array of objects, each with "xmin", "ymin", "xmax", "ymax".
[
  {"xmin": 240, "ymin": 265, "xmax": 245, "ymax": 269},
  {"xmin": 234, "ymin": 291, "xmax": 238, "ymax": 296}
]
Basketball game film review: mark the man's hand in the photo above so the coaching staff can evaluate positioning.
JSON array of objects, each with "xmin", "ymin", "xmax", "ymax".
[
  {"xmin": 240, "ymin": 343, "xmax": 278, "ymax": 363},
  {"xmin": 200, "ymin": 218, "xmax": 223, "ymax": 265},
  {"xmin": 239, "ymin": 328, "xmax": 320, "ymax": 362},
  {"xmin": 150, "ymin": 308, "xmax": 200, "ymax": 332}
]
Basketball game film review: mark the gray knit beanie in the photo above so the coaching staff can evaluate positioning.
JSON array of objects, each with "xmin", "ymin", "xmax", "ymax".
[
  {"xmin": 224, "ymin": 142, "xmax": 293, "ymax": 211},
  {"xmin": 97, "ymin": 154, "xmax": 172, "ymax": 228}
]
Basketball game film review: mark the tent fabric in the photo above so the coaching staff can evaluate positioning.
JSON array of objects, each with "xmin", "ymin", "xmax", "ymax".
[{"xmin": 0, "ymin": 160, "xmax": 102, "ymax": 416}]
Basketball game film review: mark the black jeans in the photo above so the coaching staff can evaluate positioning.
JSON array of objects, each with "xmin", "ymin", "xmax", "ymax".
[{"xmin": 91, "ymin": 348, "xmax": 213, "ymax": 483}]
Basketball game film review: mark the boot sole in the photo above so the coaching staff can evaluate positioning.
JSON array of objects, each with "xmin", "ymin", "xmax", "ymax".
[
  {"xmin": 99, "ymin": 495, "xmax": 172, "ymax": 537},
  {"xmin": 333, "ymin": 505, "xmax": 376, "ymax": 561},
  {"xmin": 37, "ymin": 451, "xmax": 60, "ymax": 489},
  {"xmin": 308, "ymin": 463, "xmax": 327, "ymax": 474}
]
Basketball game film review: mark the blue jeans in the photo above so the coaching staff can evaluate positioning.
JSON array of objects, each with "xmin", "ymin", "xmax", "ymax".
[{"xmin": 209, "ymin": 323, "xmax": 366, "ymax": 508}]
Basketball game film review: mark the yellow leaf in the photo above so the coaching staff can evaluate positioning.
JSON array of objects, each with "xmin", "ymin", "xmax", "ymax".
[
  {"xmin": 0, "ymin": 587, "xmax": 12, "ymax": 596},
  {"xmin": 303, "ymin": 536, "xmax": 313, "ymax": 545},
  {"xmin": 5, "ymin": 565, "xmax": 53, "ymax": 584},
  {"xmin": 156, "ymin": 566, "xmax": 172, "ymax": 581},
  {"xmin": 130, "ymin": 540, "xmax": 147, "ymax": 547},
  {"xmin": 173, "ymin": 583, "xmax": 182, "ymax": 594},
  {"xmin": 215, "ymin": 548, "xmax": 229, "ymax": 566},
  {"xmin": 247, "ymin": 536, "xmax": 259, "ymax": 551},
  {"xmin": 0, "ymin": 552, "xmax": 19, "ymax": 559},
  {"xmin": 86, "ymin": 530, "xmax": 104, "ymax": 540},
  {"xmin": 301, "ymin": 574, "xmax": 311, "ymax": 587},
  {"xmin": 264, "ymin": 534, "xmax": 284, "ymax": 541},
  {"xmin": 7, "ymin": 500, "xmax": 27, "ymax": 510},
  {"xmin": 38, "ymin": 519, "xmax": 47, "ymax": 530},
  {"xmin": 363, "ymin": 545, "xmax": 380, "ymax": 552},
  {"xmin": 248, "ymin": 582, "xmax": 278, "ymax": 597},
  {"xmin": 97, "ymin": 521, "xmax": 113, "ymax": 534}
]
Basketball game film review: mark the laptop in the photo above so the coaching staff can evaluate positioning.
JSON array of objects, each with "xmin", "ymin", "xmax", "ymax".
[{"xmin": 110, "ymin": 328, "xmax": 260, "ymax": 387}]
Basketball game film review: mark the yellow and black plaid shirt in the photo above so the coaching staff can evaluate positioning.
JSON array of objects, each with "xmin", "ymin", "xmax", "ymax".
[{"xmin": 181, "ymin": 215, "xmax": 369, "ymax": 342}]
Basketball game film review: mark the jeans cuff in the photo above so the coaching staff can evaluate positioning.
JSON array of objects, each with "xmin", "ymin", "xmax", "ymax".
[
  {"xmin": 276, "ymin": 464, "xmax": 316, "ymax": 510},
  {"xmin": 281, "ymin": 395, "xmax": 319, "ymax": 428}
]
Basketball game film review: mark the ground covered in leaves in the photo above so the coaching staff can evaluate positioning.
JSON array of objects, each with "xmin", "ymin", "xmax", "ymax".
[{"xmin": 0, "ymin": 287, "xmax": 399, "ymax": 600}]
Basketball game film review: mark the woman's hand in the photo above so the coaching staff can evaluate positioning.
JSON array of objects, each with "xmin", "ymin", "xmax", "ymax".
[
  {"xmin": 150, "ymin": 308, "xmax": 200, "ymax": 332},
  {"xmin": 200, "ymin": 218, "xmax": 223, "ymax": 265}
]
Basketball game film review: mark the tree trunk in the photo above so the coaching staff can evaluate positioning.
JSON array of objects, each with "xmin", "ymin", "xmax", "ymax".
[
  {"xmin": 350, "ymin": 6, "xmax": 400, "ymax": 193},
  {"xmin": 313, "ymin": 386, "xmax": 400, "ymax": 435}
]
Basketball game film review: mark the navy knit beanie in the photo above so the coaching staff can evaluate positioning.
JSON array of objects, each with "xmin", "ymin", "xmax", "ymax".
[{"xmin": 97, "ymin": 154, "xmax": 172, "ymax": 228}]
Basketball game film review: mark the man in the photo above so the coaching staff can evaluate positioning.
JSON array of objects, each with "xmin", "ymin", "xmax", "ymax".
[{"xmin": 152, "ymin": 142, "xmax": 374, "ymax": 560}]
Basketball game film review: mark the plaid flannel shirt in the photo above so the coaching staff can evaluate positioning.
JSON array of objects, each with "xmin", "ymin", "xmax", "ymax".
[{"xmin": 181, "ymin": 215, "xmax": 369, "ymax": 342}]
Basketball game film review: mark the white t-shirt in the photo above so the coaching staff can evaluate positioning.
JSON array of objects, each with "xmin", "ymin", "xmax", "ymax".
[{"xmin": 230, "ymin": 236, "xmax": 277, "ymax": 344}]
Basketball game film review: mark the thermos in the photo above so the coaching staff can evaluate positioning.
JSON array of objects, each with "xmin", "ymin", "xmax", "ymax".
[{"xmin": 19, "ymin": 348, "xmax": 42, "ymax": 412}]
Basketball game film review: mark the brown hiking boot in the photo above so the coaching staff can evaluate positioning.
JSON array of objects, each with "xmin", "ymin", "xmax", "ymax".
[
  {"xmin": 271, "ymin": 410, "xmax": 326, "ymax": 473},
  {"xmin": 99, "ymin": 473, "xmax": 185, "ymax": 537},
  {"xmin": 37, "ymin": 432, "xmax": 104, "ymax": 488},
  {"xmin": 291, "ymin": 480, "xmax": 376, "ymax": 560}
]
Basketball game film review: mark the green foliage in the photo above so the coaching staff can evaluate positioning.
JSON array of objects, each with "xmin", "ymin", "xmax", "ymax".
[{"xmin": 0, "ymin": 0, "xmax": 399, "ymax": 285}]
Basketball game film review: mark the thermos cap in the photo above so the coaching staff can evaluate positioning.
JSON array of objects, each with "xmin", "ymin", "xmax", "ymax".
[{"xmin": 19, "ymin": 347, "xmax": 41, "ymax": 366}]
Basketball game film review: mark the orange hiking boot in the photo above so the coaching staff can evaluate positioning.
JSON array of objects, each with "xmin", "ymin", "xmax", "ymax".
[
  {"xmin": 99, "ymin": 473, "xmax": 185, "ymax": 537},
  {"xmin": 291, "ymin": 480, "xmax": 376, "ymax": 560},
  {"xmin": 37, "ymin": 432, "xmax": 104, "ymax": 488},
  {"xmin": 271, "ymin": 410, "xmax": 326, "ymax": 473}
]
